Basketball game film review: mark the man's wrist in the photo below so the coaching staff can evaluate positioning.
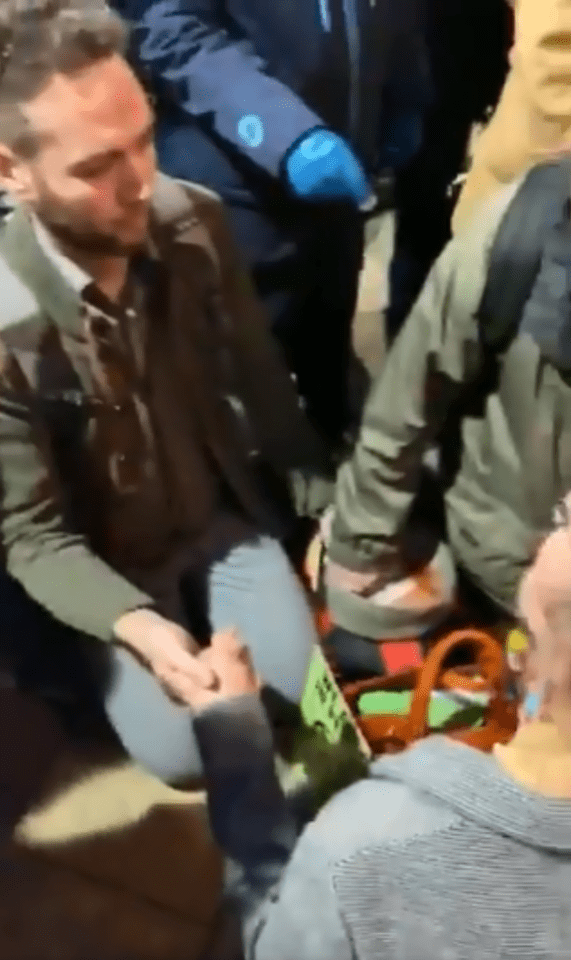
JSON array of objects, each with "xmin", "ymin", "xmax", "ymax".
[{"xmin": 112, "ymin": 606, "xmax": 162, "ymax": 646}]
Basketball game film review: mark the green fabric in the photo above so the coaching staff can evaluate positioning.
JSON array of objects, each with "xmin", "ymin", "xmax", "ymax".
[
  {"xmin": 327, "ymin": 178, "xmax": 559, "ymax": 617},
  {"xmin": 286, "ymin": 724, "xmax": 369, "ymax": 813},
  {"xmin": 358, "ymin": 691, "xmax": 485, "ymax": 730},
  {"xmin": 295, "ymin": 648, "xmax": 488, "ymax": 812}
]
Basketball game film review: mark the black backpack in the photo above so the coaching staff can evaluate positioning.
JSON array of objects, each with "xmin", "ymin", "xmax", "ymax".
[
  {"xmin": 439, "ymin": 158, "xmax": 571, "ymax": 481},
  {"xmin": 478, "ymin": 158, "xmax": 571, "ymax": 353}
]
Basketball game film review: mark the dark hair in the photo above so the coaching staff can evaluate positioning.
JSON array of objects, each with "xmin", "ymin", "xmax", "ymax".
[{"xmin": 0, "ymin": 1, "xmax": 128, "ymax": 157}]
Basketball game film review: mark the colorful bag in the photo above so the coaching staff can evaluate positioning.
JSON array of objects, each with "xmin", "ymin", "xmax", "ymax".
[{"xmin": 341, "ymin": 628, "xmax": 518, "ymax": 755}]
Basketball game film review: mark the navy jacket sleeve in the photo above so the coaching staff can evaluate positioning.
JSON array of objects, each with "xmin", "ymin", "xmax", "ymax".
[
  {"xmin": 192, "ymin": 695, "xmax": 299, "ymax": 929},
  {"xmin": 115, "ymin": 0, "xmax": 324, "ymax": 178},
  {"xmin": 192, "ymin": 694, "xmax": 353, "ymax": 960}
]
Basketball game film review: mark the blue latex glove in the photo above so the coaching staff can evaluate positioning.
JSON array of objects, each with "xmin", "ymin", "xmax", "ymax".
[{"xmin": 285, "ymin": 129, "xmax": 374, "ymax": 207}]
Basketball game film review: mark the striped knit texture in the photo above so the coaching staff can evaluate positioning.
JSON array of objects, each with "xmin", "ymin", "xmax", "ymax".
[{"xmin": 333, "ymin": 739, "xmax": 571, "ymax": 960}]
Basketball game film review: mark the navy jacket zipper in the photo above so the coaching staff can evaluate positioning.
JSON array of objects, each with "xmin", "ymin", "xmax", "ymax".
[
  {"xmin": 317, "ymin": 0, "xmax": 332, "ymax": 32},
  {"xmin": 341, "ymin": 0, "xmax": 361, "ymax": 141}
]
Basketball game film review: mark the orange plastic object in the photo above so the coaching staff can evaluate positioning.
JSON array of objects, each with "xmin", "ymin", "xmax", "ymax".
[
  {"xmin": 315, "ymin": 606, "xmax": 333, "ymax": 637},
  {"xmin": 342, "ymin": 629, "xmax": 518, "ymax": 755},
  {"xmin": 378, "ymin": 641, "xmax": 423, "ymax": 673}
]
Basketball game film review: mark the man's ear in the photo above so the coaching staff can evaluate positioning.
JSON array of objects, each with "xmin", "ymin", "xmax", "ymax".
[{"xmin": 0, "ymin": 142, "xmax": 34, "ymax": 203}]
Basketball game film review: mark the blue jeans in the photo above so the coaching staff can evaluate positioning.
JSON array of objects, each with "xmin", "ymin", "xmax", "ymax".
[{"xmin": 92, "ymin": 517, "xmax": 317, "ymax": 784}]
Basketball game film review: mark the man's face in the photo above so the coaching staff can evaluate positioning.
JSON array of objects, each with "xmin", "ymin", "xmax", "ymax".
[
  {"xmin": 11, "ymin": 55, "xmax": 156, "ymax": 254},
  {"xmin": 515, "ymin": 0, "xmax": 571, "ymax": 119}
]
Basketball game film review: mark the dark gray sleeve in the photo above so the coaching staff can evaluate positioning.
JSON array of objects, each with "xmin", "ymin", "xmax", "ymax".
[{"xmin": 193, "ymin": 694, "xmax": 353, "ymax": 960}]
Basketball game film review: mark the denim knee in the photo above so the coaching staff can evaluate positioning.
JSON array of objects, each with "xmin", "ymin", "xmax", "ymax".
[
  {"xmin": 110, "ymin": 714, "xmax": 206, "ymax": 787},
  {"xmin": 97, "ymin": 645, "xmax": 206, "ymax": 787}
]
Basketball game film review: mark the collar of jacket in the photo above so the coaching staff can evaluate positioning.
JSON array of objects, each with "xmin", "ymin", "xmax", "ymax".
[
  {"xmin": 0, "ymin": 173, "xmax": 202, "ymax": 336},
  {"xmin": 370, "ymin": 735, "xmax": 571, "ymax": 851},
  {"xmin": 1, "ymin": 203, "xmax": 84, "ymax": 335}
]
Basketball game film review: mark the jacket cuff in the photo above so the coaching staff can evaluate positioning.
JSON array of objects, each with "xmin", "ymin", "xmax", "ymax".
[
  {"xmin": 193, "ymin": 694, "xmax": 276, "ymax": 775},
  {"xmin": 279, "ymin": 125, "xmax": 331, "ymax": 189},
  {"xmin": 324, "ymin": 557, "xmax": 385, "ymax": 593},
  {"xmin": 70, "ymin": 571, "xmax": 156, "ymax": 643},
  {"xmin": 82, "ymin": 581, "xmax": 156, "ymax": 643},
  {"xmin": 212, "ymin": 86, "xmax": 324, "ymax": 180}
]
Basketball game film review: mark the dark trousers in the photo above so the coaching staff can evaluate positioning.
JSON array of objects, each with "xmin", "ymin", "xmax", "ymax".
[
  {"xmin": 386, "ymin": 105, "xmax": 473, "ymax": 342},
  {"xmin": 386, "ymin": 0, "xmax": 512, "ymax": 342},
  {"xmin": 215, "ymin": 199, "xmax": 365, "ymax": 444},
  {"xmin": 154, "ymin": 119, "xmax": 365, "ymax": 444}
]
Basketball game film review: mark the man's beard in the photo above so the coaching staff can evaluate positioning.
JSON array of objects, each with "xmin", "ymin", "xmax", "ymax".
[
  {"xmin": 45, "ymin": 218, "xmax": 146, "ymax": 256},
  {"xmin": 34, "ymin": 192, "xmax": 148, "ymax": 257}
]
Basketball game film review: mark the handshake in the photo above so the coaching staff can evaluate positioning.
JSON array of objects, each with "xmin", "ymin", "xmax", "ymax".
[
  {"xmin": 284, "ymin": 128, "xmax": 375, "ymax": 210},
  {"xmin": 114, "ymin": 608, "xmax": 260, "ymax": 713}
]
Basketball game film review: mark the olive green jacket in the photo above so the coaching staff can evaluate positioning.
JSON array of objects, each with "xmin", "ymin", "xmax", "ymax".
[
  {"xmin": 330, "ymin": 178, "xmax": 571, "ymax": 614},
  {"xmin": 0, "ymin": 175, "xmax": 329, "ymax": 642}
]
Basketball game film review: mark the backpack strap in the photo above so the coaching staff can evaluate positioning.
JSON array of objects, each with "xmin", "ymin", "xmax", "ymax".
[
  {"xmin": 440, "ymin": 161, "xmax": 571, "ymax": 484},
  {"xmin": 478, "ymin": 159, "xmax": 571, "ymax": 353}
]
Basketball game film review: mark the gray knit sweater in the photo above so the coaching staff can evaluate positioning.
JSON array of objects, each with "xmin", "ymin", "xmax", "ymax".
[{"xmin": 194, "ymin": 696, "xmax": 571, "ymax": 960}]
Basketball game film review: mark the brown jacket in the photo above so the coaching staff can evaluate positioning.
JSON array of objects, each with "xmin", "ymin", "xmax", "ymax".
[
  {"xmin": 452, "ymin": 0, "xmax": 571, "ymax": 234},
  {"xmin": 0, "ymin": 175, "xmax": 327, "ymax": 641}
]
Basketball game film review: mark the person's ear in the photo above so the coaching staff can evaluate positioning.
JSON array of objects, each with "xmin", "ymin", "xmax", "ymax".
[{"xmin": 0, "ymin": 143, "xmax": 35, "ymax": 204}]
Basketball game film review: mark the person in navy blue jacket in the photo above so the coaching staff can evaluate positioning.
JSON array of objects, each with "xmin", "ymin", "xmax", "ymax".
[{"xmin": 112, "ymin": 0, "xmax": 430, "ymax": 444}]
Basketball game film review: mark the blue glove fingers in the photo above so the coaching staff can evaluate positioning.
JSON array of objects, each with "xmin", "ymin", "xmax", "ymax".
[{"xmin": 286, "ymin": 130, "xmax": 372, "ymax": 206}]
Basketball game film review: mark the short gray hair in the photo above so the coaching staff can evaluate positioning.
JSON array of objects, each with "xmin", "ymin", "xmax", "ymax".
[{"xmin": 0, "ymin": 1, "xmax": 128, "ymax": 157}]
